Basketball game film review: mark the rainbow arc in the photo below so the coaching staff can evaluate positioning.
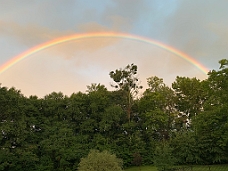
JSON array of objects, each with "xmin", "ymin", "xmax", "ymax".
[{"xmin": 0, "ymin": 32, "xmax": 209, "ymax": 74}]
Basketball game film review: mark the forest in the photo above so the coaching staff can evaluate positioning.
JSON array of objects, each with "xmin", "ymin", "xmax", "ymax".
[{"xmin": 0, "ymin": 59, "xmax": 228, "ymax": 171}]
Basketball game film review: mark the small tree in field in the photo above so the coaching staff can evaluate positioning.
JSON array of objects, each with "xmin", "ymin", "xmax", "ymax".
[
  {"xmin": 132, "ymin": 152, "xmax": 143, "ymax": 171},
  {"xmin": 77, "ymin": 150, "xmax": 123, "ymax": 171},
  {"xmin": 153, "ymin": 143, "xmax": 176, "ymax": 171}
]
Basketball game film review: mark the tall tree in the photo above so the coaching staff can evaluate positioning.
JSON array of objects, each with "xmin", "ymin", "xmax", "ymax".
[
  {"xmin": 172, "ymin": 76, "xmax": 207, "ymax": 130},
  {"xmin": 192, "ymin": 59, "xmax": 228, "ymax": 164},
  {"xmin": 109, "ymin": 64, "xmax": 142, "ymax": 122},
  {"xmin": 139, "ymin": 76, "xmax": 176, "ymax": 140}
]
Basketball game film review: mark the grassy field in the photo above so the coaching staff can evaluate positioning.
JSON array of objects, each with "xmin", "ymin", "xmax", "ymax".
[
  {"xmin": 125, "ymin": 164, "xmax": 228, "ymax": 171},
  {"xmin": 125, "ymin": 165, "xmax": 157, "ymax": 171}
]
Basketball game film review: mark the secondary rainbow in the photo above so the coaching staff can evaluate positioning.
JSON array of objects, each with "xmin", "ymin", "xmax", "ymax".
[{"xmin": 0, "ymin": 32, "xmax": 209, "ymax": 74}]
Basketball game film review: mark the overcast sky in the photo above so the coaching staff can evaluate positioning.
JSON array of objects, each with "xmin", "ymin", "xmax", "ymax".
[{"xmin": 0, "ymin": 0, "xmax": 227, "ymax": 97}]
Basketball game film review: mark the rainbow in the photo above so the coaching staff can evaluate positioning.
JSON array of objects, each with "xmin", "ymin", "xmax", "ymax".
[{"xmin": 0, "ymin": 32, "xmax": 209, "ymax": 74}]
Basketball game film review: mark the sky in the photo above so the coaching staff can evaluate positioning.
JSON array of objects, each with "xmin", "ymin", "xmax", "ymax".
[{"xmin": 0, "ymin": 0, "xmax": 227, "ymax": 97}]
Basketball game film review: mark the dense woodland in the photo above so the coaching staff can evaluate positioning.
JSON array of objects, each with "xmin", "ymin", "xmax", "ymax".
[{"xmin": 0, "ymin": 59, "xmax": 228, "ymax": 170}]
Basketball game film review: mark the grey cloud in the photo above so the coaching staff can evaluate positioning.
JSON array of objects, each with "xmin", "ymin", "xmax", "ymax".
[
  {"xmin": 163, "ymin": 0, "xmax": 228, "ymax": 68},
  {"xmin": 0, "ymin": 21, "xmax": 72, "ymax": 46},
  {"xmin": 101, "ymin": 0, "xmax": 150, "ymax": 31}
]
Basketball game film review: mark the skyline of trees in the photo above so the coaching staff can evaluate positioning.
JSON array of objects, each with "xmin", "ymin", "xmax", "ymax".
[{"xmin": 0, "ymin": 59, "xmax": 227, "ymax": 170}]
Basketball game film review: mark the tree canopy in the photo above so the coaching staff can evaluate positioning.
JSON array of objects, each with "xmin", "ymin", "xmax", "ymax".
[{"xmin": 0, "ymin": 60, "xmax": 228, "ymax": 170}]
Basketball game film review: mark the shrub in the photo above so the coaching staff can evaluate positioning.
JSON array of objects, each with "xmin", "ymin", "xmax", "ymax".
[{"xmin": 77, "ymin": 149, "xmax": 123, "ymax": 171}]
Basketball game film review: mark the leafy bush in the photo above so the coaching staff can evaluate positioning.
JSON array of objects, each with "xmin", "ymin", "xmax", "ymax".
[{"xmin": 77, "ymin": 149, "xmax": 123, "ymax": 171}]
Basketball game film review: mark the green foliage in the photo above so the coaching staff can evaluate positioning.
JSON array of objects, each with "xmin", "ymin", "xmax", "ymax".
[
  {"xmin": 1, "ymin": 61, "xmax": 228, "ymax": 170},
  {"xmin": 170, "ymin": 131, "xmax": 197, "ymax": 164},
  {"xmin": 219, "ymin": 59, "xmax": 228, "ymax": 69},
  {"xmin": 125, "ymin": 164, "xmax": 228, "ymax": 171},
  {"xmin": 139, "ymin": 76, "xmax": 176, "ymax": 140},
  {"xmin": 132, "ymin": 152, "xmax": 142, "ymax": 167},
  {"xmin": 172, "ymin": 76, "xmax": 206, "ymax": 120},
  {"xmin": 193, "ymin": 106, "xmax": 228, "ymax": 163},
  {"xmin": 191, "ymin": 59, "xmax": 228, "ymax": 164},
  {"xmin": 153, "ymin": 143, "xmax": 176, "ymax": 171},
  {"xmin": 109, "ymin": 64, "xmax": 142, "ymax": 92},
  {"xmin": 78, "ymin": 150, "xmax": 123, "ymax": 171},
  {"xmin": 110, "ymin": 63, "xmax": 142, "ymax": 122}
]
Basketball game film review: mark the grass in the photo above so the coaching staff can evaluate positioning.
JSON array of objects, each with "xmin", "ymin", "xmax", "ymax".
[
  {"xmin": 124, "ymin": 164, "xmax": 228, "ymax": 171},
  {"xmin": 125, "ymin": 165, "xmax": 157, "ymax": 171}
]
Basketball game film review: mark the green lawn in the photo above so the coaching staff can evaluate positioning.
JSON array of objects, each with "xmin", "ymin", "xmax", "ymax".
[
  {"xmin": 125, "ymin": 164, "xmax": 228, "ymax": 171},
  {"xmin": 125, "ymin": 165, "xmax": 157, "ymax": 171}
]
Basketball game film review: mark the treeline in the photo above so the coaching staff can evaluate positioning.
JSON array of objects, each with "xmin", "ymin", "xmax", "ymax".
[{"xmin": 0, "ymin": 60, "xmax": 228, "ymax": 170}]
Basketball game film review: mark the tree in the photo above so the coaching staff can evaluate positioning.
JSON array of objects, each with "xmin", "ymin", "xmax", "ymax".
[
  {"xmin": 219, "ymin": 59, "xmax": 228, "ymax": 69},
  {"xmin": 170, "ymin": 131, "xmax": 198, "ymax": 164},
  {"xmin": 153, "ymin": 143, "xmax": 176, "ymax": 171},
  {"xmin": 77, "ymin": 150, "xmax": 123, "ymax": 171},
  {"xmin": 139, "ymin": 76, "xmax": 176, "ymax": 140},
  {"xmin": 132, "ymin": 152, "xmax": 143, "ymax": 171},
  {"xmin": 172, "ymin": 76, "xmax": 207, "ymax": 130},
  {"xmin": 0, "ymin": 86, "xmax": 39, "ymax": 171},
  {"xmin": 191, "ymin": 59, "xmax": 228, "ymax": 164},
  {"xmin": 109, "ymin": 64, "xmax": 142, "ymax": 122}
]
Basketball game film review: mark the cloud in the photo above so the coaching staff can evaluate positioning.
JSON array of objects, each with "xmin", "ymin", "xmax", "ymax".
[
  {"xmin": 105, "ymin": 0, "xmax": 146, "ymax": 21},
  {"xmin": 0, "ymin": 0, "xmax": 212, "ymax": 97},
  {"xmin": 0, "ymin": 20, "xmax": 125, "ymax": 61},
  {"xmin": 207, "ymin": 23, "xmax": 228, "ymax": 55},
  {"xmin": 163, "ymin": 0, "xmax": 228, "ymax": 68},
  {"xmin": 0, "ymin": 21, "xmax": 71, "ymax": 46},
  {"xmin": 77, "ymin": 22, "xmax": 113, "ymax": 33},
  {"xmin": 41, "ymin": 22, "xmax": 125, "ymax": 60},
  {"xmin": 98, "ymin": 0, "xmax": 150, "ymax": 32}
]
